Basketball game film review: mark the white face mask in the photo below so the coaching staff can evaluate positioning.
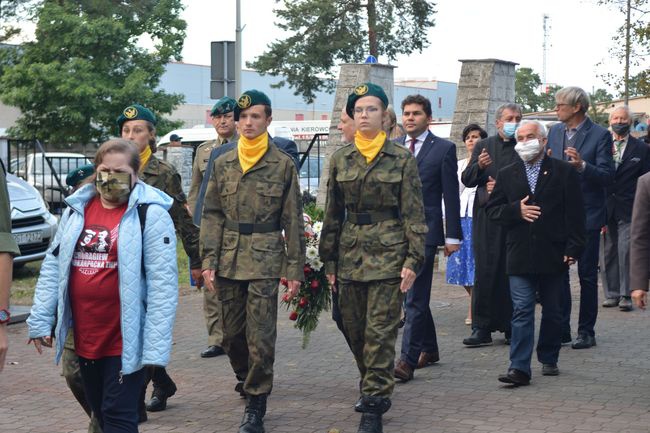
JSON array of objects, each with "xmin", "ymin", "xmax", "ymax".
[{"xmin": 515, "ymin": 139, "xmax": 543, "ymax": 162}]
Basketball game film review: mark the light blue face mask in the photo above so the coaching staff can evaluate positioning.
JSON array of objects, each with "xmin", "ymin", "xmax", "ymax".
[{"xmin": 503, "ymin": 122, "xmax": 518, "ymax": 138}]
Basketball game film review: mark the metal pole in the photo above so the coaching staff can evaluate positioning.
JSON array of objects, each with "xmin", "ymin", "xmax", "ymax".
[
  {"xmin": 235, "ymin": 0, "xmax": 242, "ymax": 97},
  {"xmin": 624, "ymin": 0, "xmax": 631, "ymax": 105}
]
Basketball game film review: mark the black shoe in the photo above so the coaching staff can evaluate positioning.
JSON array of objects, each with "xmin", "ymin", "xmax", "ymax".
[
  {"xmin": 239, "ymin": 394, "xmax": 267, "ymax": 433},
  {"xmin": 200, "ymin": 345, "xmax": 225, "ymax": 358},
  {"xmin": 541, "ymin": 363, "xmax": 559, "ymax": 376},
  {"xmin": 463, "ymin": 329, "xmax": 492, "ymax": 347},
  {"xmin": 354, "ymin": 395, "xmax": 365, "ymax": 413},
  {"xmin": 619, "ymin": 297, "xmax": 633, "ymax": 311},
  {"xmin": 571, "ymin": 334, "xmax": 596, "ymax": 349},
  {"xmin": 357, "ymin": 412, "xmax": 383, "ymax": 433},
  {"xmin": 146, "ymin": 382, "xmax": 177, "ymax": 412},
  {"xmin": 498, "ymin": 368, "xmax": 530, "ymax": 386}
]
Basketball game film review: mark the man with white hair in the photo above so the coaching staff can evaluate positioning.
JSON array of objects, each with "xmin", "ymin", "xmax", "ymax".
[
  {"xmin": 602, "ymin": 106, "xmax": 650, "ymax": 311},
  {"xmin": 486, "ymin": 120, "xmax": 585, "ymax": 385},
  {"xmin": 547, "ymin": 86, "xmax": 614, "ymax": 349}
]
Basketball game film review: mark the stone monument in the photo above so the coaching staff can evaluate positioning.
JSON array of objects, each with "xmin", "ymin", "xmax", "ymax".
[
  {"xmin": 316, "ymin": 63, "xmax": 395, "ymax": 206},
  {"xmin": 450, "ymin": 59, "xmax": 518, "ymax": 146}
]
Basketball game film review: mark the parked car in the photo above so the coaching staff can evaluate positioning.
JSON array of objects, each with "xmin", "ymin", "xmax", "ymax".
[
  {"xmin": 299, "ymin": 155, "xmax": 324, "ymax": 195},
  {"xmin": 15, "ymin": 152, "xmax": 91, "ymax": 211},
  {"xmin": 6, "ymin": 172, "xmax": 58, "ymax": 266}
]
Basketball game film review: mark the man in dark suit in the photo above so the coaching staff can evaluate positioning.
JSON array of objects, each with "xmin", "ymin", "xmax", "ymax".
[
  {"xmin": 630, "ymin": 172, "xmax": 650, "ymax": 309},
  {"xmin": 547, "ymin": 86, "xmax": 615, "ymax": 349},
  {"xmin": 602, "ymin": 106, "xmax": 650, "ymax": 311},
  {"xmin": 487, "ymin": 120, "xmax": 585, "ymax": 386},
  {"xmin": 393, "ymin": 95, "xmax": 462, "ymax": 382}
]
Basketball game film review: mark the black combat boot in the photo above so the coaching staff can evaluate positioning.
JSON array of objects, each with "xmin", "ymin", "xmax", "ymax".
[
  {"xmin": 239, "ymin": 394, "xmax": 267, "ymax": 433},
  {"xmin": 357, "ymin": 395, "xmax": 390, "ymax": 433}
]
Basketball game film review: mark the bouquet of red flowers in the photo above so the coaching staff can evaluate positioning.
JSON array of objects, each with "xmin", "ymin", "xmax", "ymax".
[{"xmin": 280, "ymin": 213, "xmax": 330, "ymax": 348}]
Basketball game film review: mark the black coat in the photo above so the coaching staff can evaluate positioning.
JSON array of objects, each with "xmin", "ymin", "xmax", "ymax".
[
  {"xmin": 606, "ymin": 135, "xmax": 650, "ymax": 223},
  {"xmin": 486, "ymin": 156, "xmax": 586, "ymax": 275}
]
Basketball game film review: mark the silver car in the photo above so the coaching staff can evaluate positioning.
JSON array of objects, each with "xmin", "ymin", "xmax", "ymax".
[{"xmin": 7, "ymin": 172, "xmax": 58, "ymax": 266}]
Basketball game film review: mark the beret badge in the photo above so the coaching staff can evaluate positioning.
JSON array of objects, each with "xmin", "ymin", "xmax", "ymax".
[
  {"xmin": 238, "ymin": 95, "xmax": 252, "ymax": 109},
  {"xmin": 354, "ymin": 84, "xmax": 369, "ymax": 96},
  {"xmin": 123, "ymin": 106, "xmax": 138, "ymax": 119}
]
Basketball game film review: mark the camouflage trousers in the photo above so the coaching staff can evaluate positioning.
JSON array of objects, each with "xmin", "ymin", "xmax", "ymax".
[
  {"xmin": 203, "ymin": 288, "xmax": 223, "ymax": 346},
  {"xmin": 217, "ymin": 277, "xmax": 278, "ymax": 396},
  {"xmin": 338, "ymin": 278, "xmax": 404, "ymax": 398},
  {"xmin": 61, "ymin": 330, "xmax": 103, "ymax": 433}
]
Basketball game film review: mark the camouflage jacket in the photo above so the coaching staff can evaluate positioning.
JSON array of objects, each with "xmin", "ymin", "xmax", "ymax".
[
  {"xmin": 188, "ymin": 134, "xmax": 238, "ymax": 211},
  {"xmin": 199, "ymin": 143, "xmax": 305, "ymax": 281},
  {"xmin": 319, "ymin": 140, "xmax": 428, "ymax": 281},
  {"xmin": 141, "ymin": 156, "xmax": 201, "ymax": 268}
]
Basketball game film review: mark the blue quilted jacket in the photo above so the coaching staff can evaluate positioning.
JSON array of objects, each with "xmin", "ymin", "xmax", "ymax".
[{"xmin": 27, "ymin": 181, "xmax": 179, "ymax": 374}]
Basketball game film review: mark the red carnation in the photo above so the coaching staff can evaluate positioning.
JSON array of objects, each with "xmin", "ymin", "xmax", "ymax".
[
  {"xmin": 281, "ymin": 293, "xmax": 291, "ymax": 303},
  {"xmin": 310, "ymin": 279, "xmax": 320, "ymax": 289},
  {"xmin": 280, "ymin": 277, "xmax": 288, "ymax": 286},
  {"xmin": 304, "ymin": 265, "xmax": 312, "ymax": 276},
  {"xmin": 298, "ymin": 297, "xmax": 308, "ymax": 308},
  {"xmin": 289, "ymin": 311, "xmax": 298, "ymax": 321}
]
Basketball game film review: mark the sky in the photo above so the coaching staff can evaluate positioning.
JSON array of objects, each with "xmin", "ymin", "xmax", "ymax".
[{"xmin": 179, "ymin": 0, "xmax": 633, "ymax": 93}]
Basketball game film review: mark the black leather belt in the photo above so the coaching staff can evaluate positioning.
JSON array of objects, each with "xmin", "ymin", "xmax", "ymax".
[
  {"xmin": 346, "ymin": 208, "xmax": 400, "ymax": 225},
  {"xmin": 224, "ymin": 219, "xmax": 281, "ymax": 234}
]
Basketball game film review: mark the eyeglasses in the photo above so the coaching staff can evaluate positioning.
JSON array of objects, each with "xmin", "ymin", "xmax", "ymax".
[{"xmin": 353, "ymin": 106, "xmax": 380, "ymax": 115}]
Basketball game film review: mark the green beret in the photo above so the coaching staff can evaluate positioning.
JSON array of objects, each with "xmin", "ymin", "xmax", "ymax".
[
  {"xmin": 116, "ymin": 104, "xmax": 157, "ymax": 131},
  {"xmin": 66, "ymin": 164, "xmax": 95, "ymax": 188},
  {"xmin": 234, "ymin": 90, "xmax": 272, "ymax": 121},
  {"xmin": 345, "ymin": 83, "xmax": 389, "ymax": 118},
  {"xmin": 211, "ymin": 97, "xmax": 237, "ymax": 116}
]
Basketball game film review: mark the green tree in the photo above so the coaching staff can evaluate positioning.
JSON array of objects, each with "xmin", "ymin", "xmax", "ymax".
[
  {"xmin": 0, "ymin": 0, "xmax": 38, "ymax": 42},
  {"xmin": 597, "ymin": 0, "xmax": 650, "ymax": 100},
  {"xmin": 589, "ymin": 88, "xmax": 614, "ymax": 127},
  {"xmin": 248, "ymin": 0, "xmax": 437, "ymax": 103},
  {"xmin": 515, "ymin": 67, "xmax": 543, "ymax": 113},
  {"xmin": 0, "ymin": 0, "xmax": 186, "ymax": 146},
  {"xmin": 539, "ymin": 84, "xmax": 563, "ymax": 111}
]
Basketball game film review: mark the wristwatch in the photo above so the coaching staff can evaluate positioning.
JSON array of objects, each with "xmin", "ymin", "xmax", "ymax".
[{"xmin": 0, "ymin": 309, "xmax": 10, "ymax": 324}]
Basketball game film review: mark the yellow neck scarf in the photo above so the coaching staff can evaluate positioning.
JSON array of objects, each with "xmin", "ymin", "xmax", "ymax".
[
  {"xmin": 354, "ymin": 130, "xmax": 386, "ymax": 163},
  {"xmin": 238, "ymin": 133, "xmax": 268, "ymax": 173},
  {"xmin": 139, "ymin": 146, "xmax": 152, "ymax": 173}
]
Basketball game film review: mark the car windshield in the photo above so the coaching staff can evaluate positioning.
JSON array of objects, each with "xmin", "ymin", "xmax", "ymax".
[{"xmin": 33, "ymin": 156, "xmax": 91, "ymax": 175}]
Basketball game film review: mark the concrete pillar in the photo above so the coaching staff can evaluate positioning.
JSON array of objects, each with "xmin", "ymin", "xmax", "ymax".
[
  {"xmin": 316, "ymin": 63, "xmax": 395, "ymax": 206},
  {"xmin": 450, "ymin": 59, "xmax": 518, "ymax": 146}
]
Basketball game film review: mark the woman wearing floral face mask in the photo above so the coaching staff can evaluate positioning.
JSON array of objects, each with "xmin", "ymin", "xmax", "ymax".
[{"xmin": 27, "ymin": 139, "xmax": 178, "ymax": 433}]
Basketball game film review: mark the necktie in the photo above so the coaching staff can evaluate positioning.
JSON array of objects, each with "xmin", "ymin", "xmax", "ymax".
[
  {"xmin": 409, "ymin": 138, "xmax": 417, "ymax": 155},
  {"xmin": 614, "ymin": 140, "xmax": 624, "ymax": 166}
]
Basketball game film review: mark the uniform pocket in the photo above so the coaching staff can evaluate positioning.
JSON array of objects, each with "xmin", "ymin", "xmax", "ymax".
[
  {"xmin": 256, "ymin": 182, "xmax": 284, "ymax": 212},
  {"xmin": 375, "ymin": 171, "xmax": 401, "ymax": 207},
  {"xmin": 251, "ymin": 232, "xmax": 284, "ymax": 252},
  {"xmin": 379, "ymin": 230, "xmax": 407, "ymax": 247},
  {"xmin": 336, "ymin": 171, "xmax": 359, "ymax": 203},
  {"xmin": 220, "ymin": 181, "xmax": 239, "ymax": 213}
]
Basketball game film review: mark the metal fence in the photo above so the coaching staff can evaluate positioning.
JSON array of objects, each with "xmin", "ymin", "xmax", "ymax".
[
  {"xmin": 6, "ymin": 140, "xmax": 92, "ymax": 214},
  {"xmin": 298, "ymin": 133, "xmax": 327, "ymax": 196}
]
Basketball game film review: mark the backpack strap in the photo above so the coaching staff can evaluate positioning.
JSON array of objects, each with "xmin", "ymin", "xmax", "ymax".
[
  {"xmin": 137, "ymin": 203, "xmax": 149, "ymax": 235},
  {"xmin": 137, "ymin": 203, "xmax": 149, "ymax": 277}
]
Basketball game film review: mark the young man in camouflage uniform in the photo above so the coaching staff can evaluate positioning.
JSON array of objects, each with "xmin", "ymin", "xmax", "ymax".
[
  {"xmin": 319, "ymin": 83, "xmax": 427, "ymax": 433},
  {"xmin": 188, "ymin": 96, "xmax": 239, "ymax": 359},
  {"xmin": 201, "ymin": 90, "xmax": 305, "ymax": 433}
]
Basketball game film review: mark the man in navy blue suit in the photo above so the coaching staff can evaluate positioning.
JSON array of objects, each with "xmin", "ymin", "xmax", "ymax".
[
  {"xmin": 601, "ymin": 106, "xmax": 650, "ymax": 311},
  {"xmin": 393, "ymin": 95, "xmax": 462, "ymax": 382},
  {"xmin": 546, "ymin": 86, "xmax": 615, "ymax": 349}
]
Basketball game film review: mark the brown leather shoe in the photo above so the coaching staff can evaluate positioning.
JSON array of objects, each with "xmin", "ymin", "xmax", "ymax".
[
  {"xmin": 416, "ymin": 351, "xmax": 440, "ymax": 369},
  {"xmin": 393, "ymin": 359, "xmax": 414, "ymax": 382}
]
